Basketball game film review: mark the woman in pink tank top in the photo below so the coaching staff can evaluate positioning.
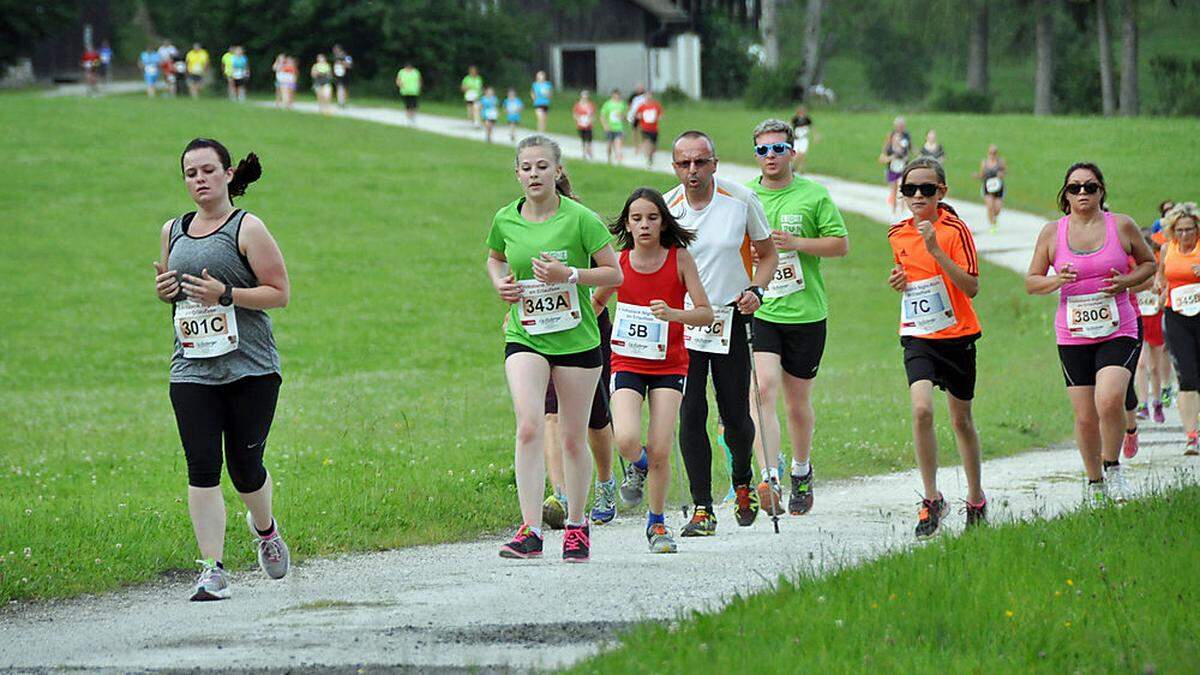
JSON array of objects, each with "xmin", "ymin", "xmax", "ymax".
[{"xmin": 1025, "ymin": 162, "xmax": 1155, "ymax": 501}]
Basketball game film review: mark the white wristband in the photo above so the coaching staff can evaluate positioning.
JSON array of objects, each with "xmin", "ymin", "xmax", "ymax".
[{"xmin": 567, "ymin": 266, "xmax": 579, "ymax": 284}]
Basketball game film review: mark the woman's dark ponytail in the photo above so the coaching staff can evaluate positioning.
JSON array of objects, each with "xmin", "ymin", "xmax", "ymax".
[
  {"xmin": 181, "ymin": 138, "xmax": 261, "ymax": 203},
  {"xmin": 229, "ymin": 152, "xmax": 262, "ymax": 199}
]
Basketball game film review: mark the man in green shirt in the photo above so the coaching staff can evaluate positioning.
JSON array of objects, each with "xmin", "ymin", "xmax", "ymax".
[
  {"xmin": 461, "ymin": 65, "xmax": 483, "ymax": 127},
  {"xmin": 746, "ymin": 118, "xmax": 849, "ymax": 517},
  {"xmin": 395, "ymin": 63, "xmax": 422, "ymax": 124},
  {"xmin": 598, "ymin": 89, "xmax": 628, "ymax": 165}
]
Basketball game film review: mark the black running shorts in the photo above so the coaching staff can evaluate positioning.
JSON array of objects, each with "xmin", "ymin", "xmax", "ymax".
[
  {"xmin": 751, "ymin": 317, "xmax": 826, "ymax": 379},
  {"xmin": 1057, "ymin": 336, "xmax": 1139, "ymax": 388},
  {"xmin": 901, "ymin": 333, "xmax": 980, "ymax": 401},
  {"xmin": 611, "ymin": 371, "xmax": 685, "ymax": 397}
]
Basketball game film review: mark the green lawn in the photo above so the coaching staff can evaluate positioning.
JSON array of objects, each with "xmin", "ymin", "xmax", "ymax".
[
  {"xmin": 408, "ymin": 96, "xmax": 1198, "ymax": 223},
  {"xmin": 3, "ymin": 93, "xmax": 1072, "ymax": 602},
  {"xmin": 571, "ymin": 484, "xmax": 1200, "ymax": 673}
]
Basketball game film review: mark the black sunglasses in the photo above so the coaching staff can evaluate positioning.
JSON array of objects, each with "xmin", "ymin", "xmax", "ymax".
[
  {"xmin": 754, "ymin": 142, "xmax": 791, "ymax": 157},
  {"xmin": 899, "ymin": 183, "xmax": 940, "ymax": 197},
  {"xmin": 672, "ymin": 158, "xmax": 714, "ymax": 169},
  {"xmin": 1065, "ymin": 182, "xmax": 1102, "ymax": 195}
]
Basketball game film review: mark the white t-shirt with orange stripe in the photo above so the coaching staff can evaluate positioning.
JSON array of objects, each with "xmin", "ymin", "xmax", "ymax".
[{"xmin": 664, "ymin": 176, "xmax": 772, "ymax": 306}]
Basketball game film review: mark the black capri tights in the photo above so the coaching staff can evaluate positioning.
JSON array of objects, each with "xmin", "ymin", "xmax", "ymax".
[
  {"xmin": 169, "ymin": 373, "xmax": 281, "ymax": 492},
  {"xmin": 1166, "ymin": 309, "xmax": 1200, "ymax": 391}
]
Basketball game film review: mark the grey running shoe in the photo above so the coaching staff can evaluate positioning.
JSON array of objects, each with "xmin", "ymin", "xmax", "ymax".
[
  {"xmin": 245, "ymin": 511, "xmax": 290, "ymax": 579},
  {"xmin": 190, "ymin": 559, "xmax": 231, "ymax": 601},
  {"xmin": 789, "ymin": 467, "xmax": 814, "ymax": 515},
  {"xmin": 620, "ymin": 462, "xmax": 647, "ymax": 506},
  {"xmin": 646, "ymin": 523, "xmax": 678, "ymax": 553},
  {"xmin": 1104, "ymin": 465, "xmax": 1132, "ymax": 503},
  {"xmin": 591, "ymin": 478, "xmax": 618, "ymax": 524}
]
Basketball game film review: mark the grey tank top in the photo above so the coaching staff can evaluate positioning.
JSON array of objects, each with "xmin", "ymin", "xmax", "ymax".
[{"xmin": 167, "ymin": 209, "xmax": 281, "ymax": 384}]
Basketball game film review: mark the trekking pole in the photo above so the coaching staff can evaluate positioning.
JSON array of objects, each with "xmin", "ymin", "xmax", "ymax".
[{"xmin": 746, "ymin": 322, "xmax": 781, "ymax": 534}]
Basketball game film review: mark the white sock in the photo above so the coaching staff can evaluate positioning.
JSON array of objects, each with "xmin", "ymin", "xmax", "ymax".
[
  {"xmin": 566, "ymin": 519, "xmax": 586, "ymax": 528},
  {"xmin": 792, "ymin": 460, "xmax": 810, "ymax": 477},
  {"xmin": 528, "ymin": 526, "xmax": 543, "ymax": 538}
]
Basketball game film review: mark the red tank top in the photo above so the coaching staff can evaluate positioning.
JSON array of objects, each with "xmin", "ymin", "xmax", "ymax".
[{"xmin": 611, "ymin": 247, "xmax": 689, "ymax": 376}]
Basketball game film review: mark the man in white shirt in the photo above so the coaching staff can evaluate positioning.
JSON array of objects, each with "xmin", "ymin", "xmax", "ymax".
[{"xmin": 657, "ymin": 130, "xmax": 778, "ymax": 535}]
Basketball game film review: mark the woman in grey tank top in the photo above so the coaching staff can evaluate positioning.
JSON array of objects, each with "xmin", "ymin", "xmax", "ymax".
[{"xmin": 153, "ymin": 137, "xmax": 293, "ymax": 601}]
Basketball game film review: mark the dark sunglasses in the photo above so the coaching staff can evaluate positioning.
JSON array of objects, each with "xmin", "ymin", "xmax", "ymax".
[
  {"xmin": 1065, "ymin": 182, "xmax": 1102, "ymax": 195},
  {"xmin": 754, "ymin": 142, "xmax": 791, "ymax": 157},
  {"xmin": 899, "ymin": 183, "xmax": 940, "ymax": 198},
  {"xmin": 673, "ymin": 158, "xmax": 714, "ymax": 169}
]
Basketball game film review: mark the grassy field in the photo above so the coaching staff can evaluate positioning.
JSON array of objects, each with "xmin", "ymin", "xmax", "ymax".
[
  {"xmin": 572, "ymin": 483, "xmax": 1200, "ymax": 673},
  {"xmin": 411, "ymin": 97, "xmax": 1199, "ymax": 223},
  {"xmin": 2, "ymin": 92, "xmax": 1074, "ymax": 603}
]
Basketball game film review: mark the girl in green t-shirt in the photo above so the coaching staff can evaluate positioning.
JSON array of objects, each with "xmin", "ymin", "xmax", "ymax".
[{"xmin": 485, "ymin": 135, "xmax": 622, "ymax": 562}]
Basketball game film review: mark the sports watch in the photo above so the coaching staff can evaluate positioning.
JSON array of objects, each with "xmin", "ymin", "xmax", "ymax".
[
  {"xmin": 746, "ymin": 285, "xmax": 764, "ymax": 302},
  {"xmin": 219, "ymin": 285, "xmax": 234, "ymax": 306}
]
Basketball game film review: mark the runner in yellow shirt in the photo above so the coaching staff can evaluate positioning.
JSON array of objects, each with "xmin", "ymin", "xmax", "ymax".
[{"xmin": 185, "ymin": 43, "xmax": 209, "ymax": 99}]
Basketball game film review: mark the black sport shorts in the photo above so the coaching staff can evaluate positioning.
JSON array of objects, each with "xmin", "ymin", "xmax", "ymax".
[
  {"xmin": 578, "ymin": 128, "xmax": 593, "ymax": 142},
  {"xmin": 643, "ymin": 130, "xmax": 659, "ymax": 145},
  {"xmin": 1057, "ymin": 336, "xmax": 1139, "ymax": 388},
  {"xmin": 402, "ymin": 95, "xmax": 418, "ymax": 110},
  {"xmin": 901, "ymin": 333, "xmax": 980, "ymax": 401},
  {"xmin": 751, "ymin": 317, "xmax": 826, "ymax": 379},
  {"xmin": 611, "ymin": 371, "xmax": 685, "ymax": 397}
]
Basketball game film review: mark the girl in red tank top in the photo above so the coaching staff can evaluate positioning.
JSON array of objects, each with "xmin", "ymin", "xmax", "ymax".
[{"xmin": 592, "ymin": 188, "xmax": 712, "ymax": 553}]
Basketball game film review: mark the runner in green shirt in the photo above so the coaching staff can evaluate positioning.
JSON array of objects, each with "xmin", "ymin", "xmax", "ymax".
[
  {"xmin": 461, "ymin": 65, "xmax": 483, "ymax": 127},
  {"xmin": 485, "ymin": 135, "xmax": 622, "ymax": 562},
  {"xmin": 395, "ymin": 63, "xmax": 421, "ymax": 124},
  {"xmin": 746, "ymin": 118, "xmax": 849, "ymax": 518},
  {"xmin": 599, "ymin": 89, "xmax": 628, "ymax": 165}
]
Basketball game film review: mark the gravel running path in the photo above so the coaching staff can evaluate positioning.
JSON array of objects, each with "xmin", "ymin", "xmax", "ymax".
[
  {"xmin": 2, "ymin": 429, "xmax": 1195, "ymax": 672},
  {"xmin": 4, "ymin": 96, "xmax": 1184, "ymax": 673}
]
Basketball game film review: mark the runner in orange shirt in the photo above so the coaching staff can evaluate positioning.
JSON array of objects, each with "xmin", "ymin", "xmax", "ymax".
[
  {"xmin": 635, "ymin": 90, "xmax": 664, "ymax": 168},
  {"xmin": 1156, "ymin": 203, "xmax": 1200, "ymax": 455},
  {"xmin": 886, "ymin": 157, "xmax": 986, "ymax": 539},
  {"xmin": 572, "ymin": 90, "xmax": 596, "ymax": 161}
]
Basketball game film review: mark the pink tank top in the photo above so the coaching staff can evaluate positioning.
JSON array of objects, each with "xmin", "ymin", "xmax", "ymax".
[{"xmin": 1053, "ymin": 211, "xmax": 1138, "ymax": 345}]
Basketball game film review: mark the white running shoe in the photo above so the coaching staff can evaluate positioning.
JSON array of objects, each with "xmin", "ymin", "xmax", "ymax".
[
  {"xmin": 245, "ymin": 511, "xmax": 290, "ymax": 579},
  {"xmin": 1104, "ymin": 465, "xmax": 1132, "ymax": 503}
]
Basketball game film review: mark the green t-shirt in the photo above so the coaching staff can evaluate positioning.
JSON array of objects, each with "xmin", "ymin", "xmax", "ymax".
[
  {"xmin": 461, "ymin": 74, "xmax": 483, "ymax": 98},
  {"xmin": 748, "ymin": 175, "xmax": 848, "ymax": 324},
  {"xmin": 599, "ymin": 99, "xmax": 627, "ymax": 132},
  {"xmin": 486, "ymin": 196, "xmax": 613, "ymax": 354},
  {"xmin": 397, "ymin": 68, "xmax": 421, "ymax": 95}
]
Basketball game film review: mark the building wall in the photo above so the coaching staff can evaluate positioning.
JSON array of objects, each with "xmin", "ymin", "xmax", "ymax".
[{"xmin": 551, "ymin": 33, "xmax": 701, "ymax": 99}]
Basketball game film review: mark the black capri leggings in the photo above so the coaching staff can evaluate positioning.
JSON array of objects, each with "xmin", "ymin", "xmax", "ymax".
[
  {"xmin": 169, "ymin": 373, "xmax": 281, "ymax": 491},
  {"xmin": 1165, "ymin": 309, "xmax": 1200, "ymax": 391}
]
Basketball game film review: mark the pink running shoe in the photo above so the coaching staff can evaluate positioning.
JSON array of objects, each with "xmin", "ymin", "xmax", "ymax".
[
  {"xmin": 562, "ymin": 523, "xmax": 590, "ymax": 562},
  {"xmin": 1135, "ymin": 405, "xmax": 1149, "ymax": 421},
  {"xmin": 1153, "ymin": 402, "xmax": 1165, "ymax": 424},
  {"xmin": 499, "ymin": 524, "xmax": 543, "ymax": 559},
  {"xmin": 1123, "ymin": 431, "xmax": 1140, "ymax": 459}
]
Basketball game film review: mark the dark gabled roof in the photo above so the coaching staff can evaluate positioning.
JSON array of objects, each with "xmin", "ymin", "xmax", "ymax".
[{"xmin": 629, "ymin": 0, "xmax": 689, "ymax": 23}]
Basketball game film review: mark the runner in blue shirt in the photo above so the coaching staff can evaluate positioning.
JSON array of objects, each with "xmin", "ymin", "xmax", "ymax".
[
  {"xmin": 531, "ymin": 70, "xmax": 553, "ymax": 133},
  {"xmin": 480, "ymin": 87, "xmax": 500, "ymax": 144},
  {"xmin": 504, "ymin": 88, "xmax": 524, "ymax": 142}
]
